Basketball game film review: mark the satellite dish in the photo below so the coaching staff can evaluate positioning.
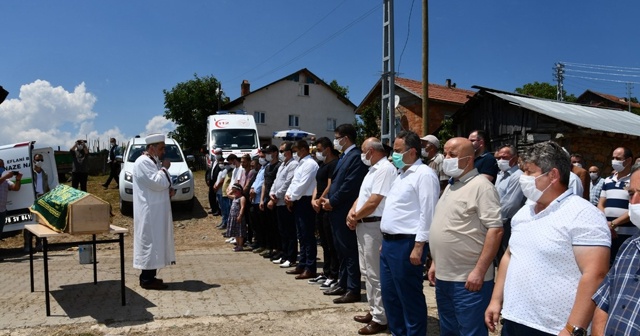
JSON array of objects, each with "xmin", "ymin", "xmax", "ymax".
[{"xmin": 394, "ymin": 95, "xmax": 400, "ymax": 108}]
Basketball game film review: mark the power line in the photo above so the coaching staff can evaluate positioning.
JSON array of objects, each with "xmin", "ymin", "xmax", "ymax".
[
  {"xmin": 397, "ymin": 0, "xmax": 417, "ymax": 75},
  {"xmin": 224, "ymin": 0, "xmax": 350, "ymax": 85},
  {"xmin": 561, "ymin": 61, "xmax": 640, "ymax": 72},
  {"xmin": 565, "ymin": 68, "xmax": 640, "ymax": 78},
  {"xmin": 250, "ymin": 3, "xmax": 381, "ymax": 83},
  {"xmin": 564, "ymin": 74, "xmax": 640, "ymax": 85}
]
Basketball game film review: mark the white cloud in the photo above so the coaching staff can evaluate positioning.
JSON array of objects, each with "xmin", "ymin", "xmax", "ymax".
[
  {"xmin": 144, "ymin": 115, "xmax": 175, "ymax": 136},
  {"xmin": 0, "ymin": 80, "xmax": 169, "ymax": 151}
]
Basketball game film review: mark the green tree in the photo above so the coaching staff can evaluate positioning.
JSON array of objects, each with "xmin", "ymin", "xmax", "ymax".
[
  {"xmin": 163, "ymin": 74, "xmax": 226, "ymax": 151},
  {"xmin": 515, "ymin": 81, "xmax": 577, "ymax": 102},
  {"xmin": 328, "ymin": 79, "xmax": 349, "ymax": 99},
  {"xmin": 354, "ymin": 98, "xmax": 381, "ymax": 145}
]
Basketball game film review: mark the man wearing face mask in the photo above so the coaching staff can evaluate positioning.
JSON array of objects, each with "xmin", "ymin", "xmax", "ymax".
[
  {"xmin": 598, "ymin": 147, "xmax": 635, "ymax": 265},
  {"xmin": 132, "ymin": 133, "xmax": 176, "ymax": 290},
  {"xmin": 421, "ymin": 135, "xmax": 448, "ymax": 193},
  {"xmin": 205, "ymin": 148, "xmax": 223, "ymax": 216},
  {"xmin": 570, "ymin": 153, "xmax": 590, "ymax": 200},
  {"xmin": 259, "ymin": 145, "xmax": 282, "ymax": 260},
  {"xmin": 494, "ymin": 145, "xmax": 525, "ymax": 264},
  {"xmin": 592, "ymin": 162, "xmax": 640, "ymax": 336},
  {"xmin": 103, "ymin": 138, "xmax": 120, "ymax": 190},
  {"xmin": 320, "ymin": 124, "xmax": 368, "ymax": 303},
  {"xmin": 269, "ymin": 141, "xmax": 299, "ymax": 268},
  {"xmin": 379, "ymin": 131, "xmax": 439, "ymax": 336},
  {"xmin": 428, "ymin": 137, "xmax": 502, "ymax": 335},
  {"xmin": 345, "ymin": 137, "xmax": 396, "ymax": 335},
  {"xmin": 70, "ymin": 139, "xmax": 89, "ymax": 192},
  {"xmin": 589, "ymin": 166, "xmax": 604, "ymax": 206},
  {"xmin": 249, "ymin": 149, "xmax": 268, "ymax": 253},
  {"xmin": 485, "ymin": 141, "xmax": 610, "ymax": 336}
]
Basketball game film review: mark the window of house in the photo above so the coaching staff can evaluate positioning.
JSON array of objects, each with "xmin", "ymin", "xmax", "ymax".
[
  {"xmin": 299, "ymin": 84, "xmax": 309, "ymax": 96},
  {"xmin": 326, "ymin": 118, "xmax": 337, "ymax": 131},
  {"xmin": 254, "ymin": 111, "xmax": 266, "ymax": 124},
  {"xmin": 289, "ymin": 115, "xmax": 299, "ymax": 128}
]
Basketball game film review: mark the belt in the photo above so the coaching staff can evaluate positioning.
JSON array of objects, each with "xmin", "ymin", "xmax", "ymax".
[
  {"xmin": 382, "ymin": 233, "xmax": 416, "ymax": 241},
  {"xmin": 359, "ymin": 216, "xmax": 381, "ymax": 223}
]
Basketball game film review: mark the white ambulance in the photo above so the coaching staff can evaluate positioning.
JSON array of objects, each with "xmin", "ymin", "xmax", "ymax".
[
  {"xmin": 206, "ymin": 111, "xmax": 260, "ymax": 167},
  {"xmin": 0, "ymin": 141, "xmax": 59, "ymax": 233}
]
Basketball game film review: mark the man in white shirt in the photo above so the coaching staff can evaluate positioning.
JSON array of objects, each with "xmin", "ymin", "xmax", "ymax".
[
  {"xmin": 346, "ymin": 137, "xmax": 396, "ymax": 335},
  {"xmin": 380, "ymin": 131, "xmax": 440, "ymax": 336},
  {"xmin": 485, "ymin": 141, "xmax": 610, "ymax": 335},
  {"xmin": 284, "ymin": 140, "xmax": 319, "ymax": 279},
  {"xmin": 226, "ymin": 154, "xmax": 245, "ymax": 196},
  {"xmin": 269, "ymin": 141, "xmax": 299, "ymax": 268}
]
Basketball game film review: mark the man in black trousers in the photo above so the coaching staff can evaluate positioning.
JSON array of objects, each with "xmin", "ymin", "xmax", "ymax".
[{"xmin": 205, "ymin": 148, "xmax": 223, "ymax": 215}]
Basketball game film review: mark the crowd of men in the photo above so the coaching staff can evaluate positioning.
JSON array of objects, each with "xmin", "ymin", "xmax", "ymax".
[{"xmin": 199, "ymin": 124, "xmax": 640, "ymax": 336}]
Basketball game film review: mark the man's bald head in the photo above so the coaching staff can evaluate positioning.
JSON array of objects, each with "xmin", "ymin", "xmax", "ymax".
[{"xmin": 444, "ymin": 137, "xmax": 474, "ymax": 159}]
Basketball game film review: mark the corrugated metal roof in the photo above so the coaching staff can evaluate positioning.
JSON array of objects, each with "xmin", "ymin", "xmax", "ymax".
[{"xmin": 487, "ymin": 91, "xmax": 640, "ymax": 137}]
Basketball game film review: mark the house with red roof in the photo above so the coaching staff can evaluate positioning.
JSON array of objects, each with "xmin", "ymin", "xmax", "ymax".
[
  {"xmin": 576, "ymin": 90, "xmax": 640, "ymax": 113},
  {"xmin": 357, "ymin": 77, "xmax": 475, "ymax": 135}
]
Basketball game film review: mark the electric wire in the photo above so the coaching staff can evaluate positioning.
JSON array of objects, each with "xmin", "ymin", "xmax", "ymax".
[
  {"xmin": 224, "ymin": 0, "xmax": 349, "ymax": 85},
  {"xmin": 249, "ymin": 3, "xmax": 381, "ymax": 83},
  {"xmin": 397, "ymin": 0, "xmax": 417, "ymax": 75}
]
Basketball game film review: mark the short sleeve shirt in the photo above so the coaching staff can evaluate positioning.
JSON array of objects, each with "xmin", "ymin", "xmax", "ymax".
[
  {"xmin": 355, "ymin": 159, "xmax": 397, "ymax": 217},
  {"xmin": 430, "ymin": 169, "xmax": 502, "ymax": 282},
  {"xmin": 0, "ymin": 180, "xmax": 14, "ymax": 212},
  {"xmin": 600, "ymin": 173, "xmax": 632, "ymax": 230},
  {"xmin": 315, "ymin": 159, "xmax": 338, "ymax": 200},
  {"xmin": 474, "ymin": 151, "xmax": 499, "ymax": 183},
  {"xmin": 502, "ymin": 190, "xmax": 611, "ymax": 334}
]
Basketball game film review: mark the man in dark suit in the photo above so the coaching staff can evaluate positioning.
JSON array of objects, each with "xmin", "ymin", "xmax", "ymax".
[
  {"xmin": 320, "ymin": 124, "xmax": 369, "ymax": 304},
  {"xmin": 205, "ymin": 148, "xmax": 223, "ymax": 216}
]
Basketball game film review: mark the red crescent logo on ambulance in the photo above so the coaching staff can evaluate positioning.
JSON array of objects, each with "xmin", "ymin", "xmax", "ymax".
[{"xmin": 215, "ymin": 120, "xmax": 229, "ymax": 128}]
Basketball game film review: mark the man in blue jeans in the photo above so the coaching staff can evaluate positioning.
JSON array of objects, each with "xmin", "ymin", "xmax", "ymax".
[{"xmin": 428, "ymin": 137, "xmax": 503, "ymax": 335}]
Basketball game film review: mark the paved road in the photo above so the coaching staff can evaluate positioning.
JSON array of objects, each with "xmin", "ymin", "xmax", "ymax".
[{"xmin": 0, "ymin": 239, "xmax": 444, "ymax": 334}]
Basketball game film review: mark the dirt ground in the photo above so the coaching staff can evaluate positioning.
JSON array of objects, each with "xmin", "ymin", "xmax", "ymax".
[{"xmin": 0, "ymin": 170, "xmax": 500, "ymax": 336}]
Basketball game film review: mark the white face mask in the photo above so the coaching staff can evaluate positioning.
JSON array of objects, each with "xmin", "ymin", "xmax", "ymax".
[
  {"xmin": 519, "ymin": 172, "xmax": 551, "ymax": 202},
  {"xmin": 628, "ymin": 203, "xmax": 640, "ymax": 229},
  {"xmin": 589, "ymin": 172, "xmax": 599, "ymax": 181},
  {"xmin": 278, "ymin": 153, "xmax": 285, "ymax": 161},
  {"xmin": 497, "ymin": 159, "xmax": 511, "ymax": 172},
  {"xmin": 258, "ymin": 158, "xmax": 267, "ymax": 166},
  {"xmin": 265, "ymin": 154, "xmax": 273, "ymax": 162},
  {"xmin": 421, "ymin": 148, "xmax": 429, "ymax": 159},
  {"xmin": 333, "ymin": 138, "xmax": 344, "ymax": 152},
  {"xmin": 315, "ymin": 151, "xmax": 325, "ymax": 162},
  {"xmin": 360, "ymin": 151, "xmax": 372, "ymax": 166},
  {"xmin": 293, "ymin": 153, "xmax": 299, "ymax": 161},
  {"xmin": 612, "ymin": 160, "xmax": 626, "ymax": 172},
  {"xmin": 573, "ymin": 162, "xmax": 582, "ymax": 168},
  {"xmin": 35, "ymin": 161, "xmax": 44, "ymax": 168},
  {"xmin": 442, "ymin": 156, "xmax": 470, "ymax": 178}
]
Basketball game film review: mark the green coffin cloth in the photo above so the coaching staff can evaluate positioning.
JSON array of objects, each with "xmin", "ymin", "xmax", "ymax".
[{"xmin": 30, "ymin": 184, "xmax": 88, "ymax": 233}]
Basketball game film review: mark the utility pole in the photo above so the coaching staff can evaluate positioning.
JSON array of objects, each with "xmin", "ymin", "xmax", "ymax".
[
  {"xmin": 421, "ymin": 0, "xmax": 429, "ymax": 136},
  {"xmin": 381, "ymin": 0, "xmax": 396, "ymax": 145},
  {"xmin": 627, "ymin": 82, "xmax": 634, "ymax": 112},
  {"xmin": 553, "ymin": 62, "xmax": 565, "ymax": 101}
]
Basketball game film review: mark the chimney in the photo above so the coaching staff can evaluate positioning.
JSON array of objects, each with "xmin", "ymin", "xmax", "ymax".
[
  {"xmin": 241, "ymin": 80, "xmax": 251, "ymax": 96},
  {"xmin": 446, "ymin": 79, "xmax": 452, "ymax": 88}
]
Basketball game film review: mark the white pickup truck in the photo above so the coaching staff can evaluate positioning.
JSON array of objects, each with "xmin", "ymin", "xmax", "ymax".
[{"xmin": 1, "ymin": 141, "xmax": 59, "ymax": 234}]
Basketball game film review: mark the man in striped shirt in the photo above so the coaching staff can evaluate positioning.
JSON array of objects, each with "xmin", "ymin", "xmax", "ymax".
[
  {"xmin": 597, "ymin": 147, "xmax": 634, "ymax": 265},
  {"xmin": 592, "ymin": 162, "xmax": 640, "ymax": 335}
]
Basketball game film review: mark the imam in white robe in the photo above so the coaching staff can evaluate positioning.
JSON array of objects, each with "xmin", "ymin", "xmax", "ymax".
[{"xmin": 132, "ymin": 154, "xmax": 176, "ymax": 270}]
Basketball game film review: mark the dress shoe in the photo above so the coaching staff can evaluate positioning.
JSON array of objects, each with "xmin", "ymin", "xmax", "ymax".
[
  {"xmin": 354, "ymin": 312, "xmax": 373, "ymax": 324},
  {"xmin": 295, "ymin": 270, "xmax": 317, "ymax": 280},
  {"xmin": 286, "ymin": 267, "xmax": 304, "ymax": 275},
  {"xmin": 323, "ymin": 286, "xmax": 346, "ymax": 296},
  {"xmin": 358, "ymin": 321, "xmax": 388, "ymax": 335},
  {"xmin": 141, "ymin": 279, "xmax": 168, "ymax": 290},
  {"xmin": 333, "ymin": 291, "xmax": 361, "ymax": 304}
]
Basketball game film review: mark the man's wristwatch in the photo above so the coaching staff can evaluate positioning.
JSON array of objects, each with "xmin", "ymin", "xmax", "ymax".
[{"xmin": 565, "ymin": 323, "xmax": 586, "ymax": 336}]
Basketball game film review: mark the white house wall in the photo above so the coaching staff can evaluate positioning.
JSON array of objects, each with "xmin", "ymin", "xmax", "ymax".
[{"xmin": 227, "ymin": 79, "xmax": 355, "ymax": 145}]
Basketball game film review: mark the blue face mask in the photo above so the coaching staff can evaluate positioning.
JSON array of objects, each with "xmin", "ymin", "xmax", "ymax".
[{"xmin": 392, "ymin": 150, "xmax": 409, "ymax": 169}]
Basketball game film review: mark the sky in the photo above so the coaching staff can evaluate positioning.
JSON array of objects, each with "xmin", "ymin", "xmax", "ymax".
[{"xmin": 1, "ymin": 0, "xmax": 639, "ymax": 150}]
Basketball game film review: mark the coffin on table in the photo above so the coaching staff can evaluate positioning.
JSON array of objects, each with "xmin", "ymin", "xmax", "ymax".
[{"xmin": 30, "ymin": 184, "xmax": 111, "ymax": 234}]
